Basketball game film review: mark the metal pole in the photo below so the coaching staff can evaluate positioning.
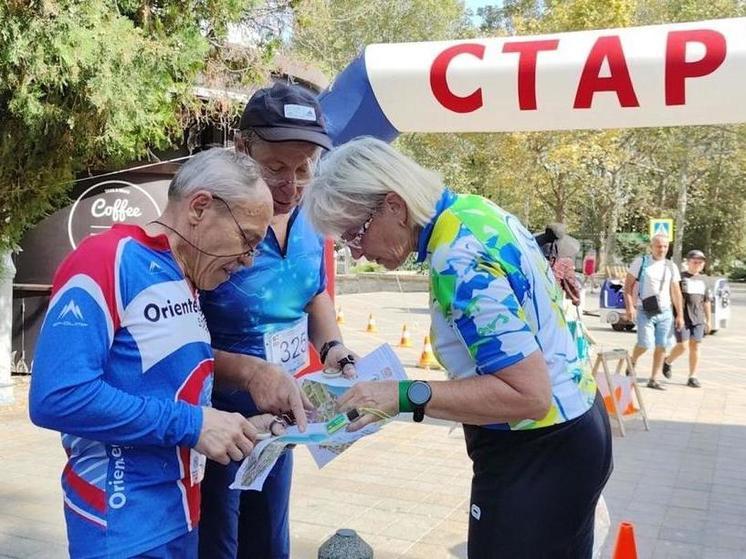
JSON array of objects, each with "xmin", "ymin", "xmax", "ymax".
[{"xmin": 0, "ymin": 250, "xmax": 17, "ymax": 405}]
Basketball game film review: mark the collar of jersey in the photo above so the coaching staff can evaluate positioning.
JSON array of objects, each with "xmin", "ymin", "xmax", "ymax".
[{"xmin": 416, "ymin": 188, "xmax": 457, "ymax": 263}]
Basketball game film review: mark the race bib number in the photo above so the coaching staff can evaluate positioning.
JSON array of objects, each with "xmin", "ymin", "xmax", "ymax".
[
  {"xmin": 190, "ymin": 449, "xmax": 206, "ymax": 485},
  {"xmin": 263, "ymin": 316, "xmax": 310, "ymax": 374}
]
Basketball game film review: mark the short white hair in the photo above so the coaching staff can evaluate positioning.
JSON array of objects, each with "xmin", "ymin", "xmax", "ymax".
[
  {"xmin": 651, "ymin": 233, "xmax": 670, "ymax": 245},
  {"xmin": 168, "ymin": 148, "xmax": 264, "ymax": 203},
  {"xmin": 304, "ymin": 137, "xmax": 443, "ymax": 237}
]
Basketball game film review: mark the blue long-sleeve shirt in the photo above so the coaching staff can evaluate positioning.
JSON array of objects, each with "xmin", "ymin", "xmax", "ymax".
[{"xmin": 30, "ymin": 225, "xmax": 212, "ymax": 558}]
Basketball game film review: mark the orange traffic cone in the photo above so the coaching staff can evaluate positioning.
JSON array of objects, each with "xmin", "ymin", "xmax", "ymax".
[
  {"xmin": 612, "ymin": 522, "xmax": 638, "ymax": 559},
  {"xmin": 418, "ymin": 335, "xmax": 440, "ymax": 369},
  {"xmin": 365, "ymin": 313, "xmax": 378, "ymax": 333},
  {"xmin": 336, "ymin": 306, "xmax": 345, "ymax": 325},
  {"xmin": 398, "ymin": 324, "xmax": 413, "ymax": 347}
]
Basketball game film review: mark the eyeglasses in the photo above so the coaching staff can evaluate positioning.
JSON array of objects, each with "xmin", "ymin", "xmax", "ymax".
[
  {"xmin": 212, "ymin": 196, "xmax": 260, "ymax": 259},
  {"xmin": 260, "ymin": 167, "xmax": 313, "ymax": 190},
  {"xmin": 340, "ymin": 213, "xmax": 375, "ymax": 251}
]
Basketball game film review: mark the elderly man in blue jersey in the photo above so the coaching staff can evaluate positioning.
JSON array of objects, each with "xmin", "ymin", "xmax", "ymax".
[
  {"xmin": 198, "ymin": 83, "xmax": 357, "ymax": 559},
  {"xmin": 29, "ymin": 149, "xmax": 293, "ymax": 558}
]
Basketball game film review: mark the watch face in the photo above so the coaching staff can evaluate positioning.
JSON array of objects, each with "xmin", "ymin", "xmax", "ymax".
[{"xmin": 408, "ymin": 382, "xmax": 431, "ymax": 405}]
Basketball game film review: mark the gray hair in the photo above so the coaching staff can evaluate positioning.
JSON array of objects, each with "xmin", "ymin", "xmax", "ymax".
[
  {"xmin": 168, "ymin": 148, "xmax": 264, "ymax": 203},
  {"xmin": 651, "ymin": 233, "xmax": 670, "ymax": 245},
  {"xmin": 304, "ymin": 137, "xmax": 443, "ymax": 237},
  {"xmin": 233, "ymin": 129, "xmax": 263, "ymax": 156}
]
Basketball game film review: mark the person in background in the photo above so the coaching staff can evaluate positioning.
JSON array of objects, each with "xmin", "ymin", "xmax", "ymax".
[
  {"xmin": 623, "ymin": 234, "xmax": 684, "ymax": 390},
  {"xmin": 662, "ymin": 250, "xmax": 712, "ymax": 387}
]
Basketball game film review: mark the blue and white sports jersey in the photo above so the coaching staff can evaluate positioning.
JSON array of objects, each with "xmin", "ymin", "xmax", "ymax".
[
  {"xmin": 30, "ymin": 225, "xmax": 212, "ymax": 558},
  {"xmin": 201, "ymin": 208, "xmax": 325, "ymax": 414}
]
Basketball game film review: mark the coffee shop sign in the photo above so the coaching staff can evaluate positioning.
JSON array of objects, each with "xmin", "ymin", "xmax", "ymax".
[
  {"xmin": 67, "ymin": 180, "xmax": 161, "ymax": 249},
  {"xmin": 90, "ymin": 198, "xmax": 142, "ymax": 221}
]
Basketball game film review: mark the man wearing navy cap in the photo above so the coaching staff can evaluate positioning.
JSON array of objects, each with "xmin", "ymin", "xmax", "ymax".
[
  {"xmin": 199, "ymin": 83, "xmax": 357, "ymax": 559},
  {"xmin": 662, "ymin": 249, "xmax": 712, "ymax": 387}
]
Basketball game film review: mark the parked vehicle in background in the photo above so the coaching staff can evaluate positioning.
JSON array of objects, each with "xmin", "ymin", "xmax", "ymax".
[{"xmin": 705, "ymin": 276, "xmax": 731, "ymax": 333}]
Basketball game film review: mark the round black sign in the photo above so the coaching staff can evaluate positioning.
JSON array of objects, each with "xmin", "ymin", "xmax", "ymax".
[{"xmin": 67, "ymin": 180, "xmax": 162, "ymax": 249}]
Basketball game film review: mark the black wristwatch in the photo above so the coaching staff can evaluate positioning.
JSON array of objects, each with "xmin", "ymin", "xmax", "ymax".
[
  {"xmin": 407, "ymin": 381, "xmax": 432, "ymax": 423},
  {"xmin": 319, "ymin": 340, "xmax": 342, "ymax": 363}
]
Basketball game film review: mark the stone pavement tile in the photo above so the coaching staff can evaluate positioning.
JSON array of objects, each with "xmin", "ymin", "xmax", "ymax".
[
  {"xmin": 0, "ymin": 512, "xmax": 66, "ymax": 543},
  {"xmin": 0, "ymin": 534, "xmax": 48, "ymax": 558},
  {"xmin": 408, "ymin": 501, "xmax": 459, "ymax": 521},
  {"xmin": 370, "ymin": 497, "xmax": 420, "ymax": 515},
  {"xmin": 625, "ymin": 498, "xmax": 669, "ymax": 517},
  {"xmin": 417, "ymin": 520, "xmax": 467, "ymax": 546},
  {"xmin": 402, "ymin": 541, "xmax": 464, "ymax": 559},
  {"xmin": 342, "ymin": 508, "xmax": 402, "ymax": 536},
  {"xmin": 663, "ymin": 506, "xmax": 709, "ymax": 525},
  {"xmin": 380, "ymin": 513, "xmax": 443, "ymax": 542},
  {"xmin": 632, "ymin": 485, "xmax": 674, "ymax": 507},
  {"xmin": 669, "ymin": 488, "xmax": 711, "ymax": 511},
  {"xmin": 292, "ymin": 498, "xmax": 370, "ymax": 528},
  {"xmin": 674, "ymin": 480, "xmax": 712, "ymax": 493},
  {"xmin": 290, "ymin": 537, "xmax": 323, "ymax": 559},
  {"xmin": 353, "ymin": 533, "xmax": 413, "ymax": 556},
  {"xmin": 700, "ymin": 526, "xmax": 746, "ymax": 553},
  {"xmin": 627, "ymin": 522, "xmax": 662, "ymax": 541},
  {"xmin": 701, "ymin": 549, "xmax": 743, "ymax": 559},
  {"xmin": 603, "ymin": 479, "xmax": 637, "ymax": 503},
  {"xmin": 706, "ymin": 510, "xmax": 746, "ymax": 528},
  {"xmin": 632, "ymin": 536, "xmax": 658, "ymax": 559},
  {"xmin": 288, "ymin": 520, "xmax": 335, "ymax": 546},
  {"xmin": 25, "ymin": 543, "xmax": 68, "ymax": 559},
  {"xmin": 653, "ymin": 539, "xmax": 705, "ymax": 558},
  {"xmin": 708, "ymin": 500, "xmax": 746, "ymax": 518},
  {"xmin": 658, "ymin": 525, "xmax": 706, "ymax": 545}
]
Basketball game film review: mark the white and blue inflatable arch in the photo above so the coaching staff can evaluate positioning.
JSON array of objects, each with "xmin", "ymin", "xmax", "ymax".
[{"xmin": 319, "ymin": 17, "xmax": 746, "ymax": 144}]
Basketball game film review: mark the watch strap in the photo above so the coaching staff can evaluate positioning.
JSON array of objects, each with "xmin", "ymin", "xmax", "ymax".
[
  {"xmin": 399, "ymin": 381, "xmax": 414, "ymax": 413},
  {"xmin": 319, "ymin": 340, "xmax": 342, "ymax": 363}
]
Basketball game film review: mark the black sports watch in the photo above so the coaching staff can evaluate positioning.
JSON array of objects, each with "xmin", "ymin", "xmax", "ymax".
[
  {"xmin": 319, "ymin": 340, "xmax": 342, "ymax": 363},
  {"xmin": 407, "ymin": 381, "xmax": 432, "ymax": 423}
]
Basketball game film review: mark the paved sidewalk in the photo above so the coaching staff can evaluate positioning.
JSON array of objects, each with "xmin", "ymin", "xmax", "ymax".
[{"xmin": 1, "ymin": 289, "xmax": 745, "ymax": 558}]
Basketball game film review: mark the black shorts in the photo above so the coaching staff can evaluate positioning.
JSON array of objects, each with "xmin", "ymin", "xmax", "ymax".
[
  {"xmin": 675, "ymin": 323, "xmax": 705, "ymax": 343},
  {"xmin": 463, "ymin": 393, "xmax": 613, "ymax": 559}
]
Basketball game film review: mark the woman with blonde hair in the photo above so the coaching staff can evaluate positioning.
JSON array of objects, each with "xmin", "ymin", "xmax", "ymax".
[{"xmin": 303, "ymin": 137, "xmax": 613, "ymax": 558}]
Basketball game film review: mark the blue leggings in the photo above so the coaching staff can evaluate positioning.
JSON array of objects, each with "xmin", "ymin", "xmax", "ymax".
[{"xmin": 199, "ymin": 449, "xmax": 293, "ymax": 559}]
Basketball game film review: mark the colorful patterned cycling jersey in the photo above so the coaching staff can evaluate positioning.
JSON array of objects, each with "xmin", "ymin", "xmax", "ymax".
[
  {"xmin": 418, "ymin": 191, "xmax": 597, "ymax": 430},
  {"xmin": 30, "ymin": 225, "xmax": 212, "ymax": 558},
  {"xmin": 201, "ymin": 208, "xmax": 325, "ymax": 415}
]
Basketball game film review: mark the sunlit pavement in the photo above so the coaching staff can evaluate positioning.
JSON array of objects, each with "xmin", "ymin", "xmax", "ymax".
[{"xmin": 2, "ymin": 287, "xmax": 745, "ymax": 558}]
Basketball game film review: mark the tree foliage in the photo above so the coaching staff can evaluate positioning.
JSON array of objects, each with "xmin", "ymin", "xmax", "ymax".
[
  {"xmin": 290, "ymin": 0, "xmax": 746, "ymax": 272},
  {"xmin": 4, "ymin": 0, "xmax": 746, "ymax": 273},
  {"xmin": 0, "ymin": 0, "xmax": 268, "ymax": 251}
]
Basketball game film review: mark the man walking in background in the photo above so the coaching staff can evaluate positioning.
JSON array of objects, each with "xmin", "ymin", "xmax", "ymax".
[
  {"xmin": 663, "ymin": 250, "xmax": 712, "ymax": 387},
  {"xmin": 624, "ymin": 234, "xmax": 684, "ymax": 390}
]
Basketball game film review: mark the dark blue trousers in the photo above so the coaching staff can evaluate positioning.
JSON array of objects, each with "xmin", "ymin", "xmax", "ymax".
[{"xmin": 199, "ymin": 449, "xmax": 293, "ymax": 559}]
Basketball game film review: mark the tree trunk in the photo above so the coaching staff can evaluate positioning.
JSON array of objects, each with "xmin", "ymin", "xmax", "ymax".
[
  {"xmin": 673, "ymin": 153, "xmax": 689, "ymax": 265},
  {"xmin": 603, "ymin": 204, "xmax": 619, "ymax": 267}
]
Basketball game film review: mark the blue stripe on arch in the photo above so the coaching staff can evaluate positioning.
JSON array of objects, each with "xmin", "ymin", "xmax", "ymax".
[{"xmin": 319, "ymin": 52, "xmax": 400, "ymax": 146}]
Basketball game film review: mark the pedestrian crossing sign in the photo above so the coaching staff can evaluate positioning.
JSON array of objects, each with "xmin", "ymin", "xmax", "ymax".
[{"xmin": 649, "ymin": 218, "xmax": 674, "ymax": 240}]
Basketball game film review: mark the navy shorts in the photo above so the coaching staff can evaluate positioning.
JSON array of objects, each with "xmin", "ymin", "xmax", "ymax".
[
  {"xmin": 464, "ymin": 393, "xmax": 613, "ymax": 558},
  {"xmin": 675, "ymin": 323, "xmax": 705, "ymax": 343}
]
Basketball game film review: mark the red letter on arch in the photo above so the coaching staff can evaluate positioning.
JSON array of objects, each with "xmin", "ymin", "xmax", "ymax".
[
  {"xmin": 503, "ymin": 39, "xmax": 559, "ymax": 110},
  {"xmin": 665, "ymin": 30, "xmax": 726, "ymax": 106},
  {"xmin": 574, "ymin": 36, "xmax": 640, "ymax": 109},
  {"xmin": 430, "ymin": 43, "xmax": 485, "ymax": 113}
]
